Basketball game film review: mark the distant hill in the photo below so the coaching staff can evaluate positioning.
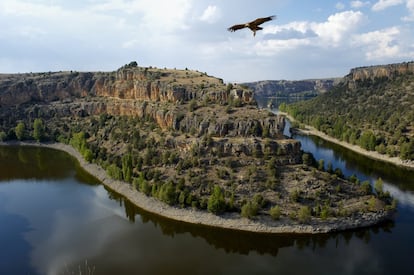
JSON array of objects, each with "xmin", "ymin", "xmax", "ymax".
[
  {"xmin": 282, "ymin": 61, "xmax": 414, "ymax": 161},
  {"xmin": 242, "ymin": 79, "xmax": 340, "ymax": 98}
]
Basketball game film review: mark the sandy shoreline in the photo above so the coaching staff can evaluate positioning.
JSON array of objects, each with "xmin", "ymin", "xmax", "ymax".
[
  {"xmin": 279, "ymin": 112, "xmax": 414, "ymax": 170},
  {"xmin": 1, "ymin": 141, "xmax": 394, "ymax": 234}
]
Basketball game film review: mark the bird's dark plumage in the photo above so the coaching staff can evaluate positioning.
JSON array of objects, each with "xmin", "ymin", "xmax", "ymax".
[{"xmin": 228, "ymin": 15, "xmax": 276, "ymax": 36}]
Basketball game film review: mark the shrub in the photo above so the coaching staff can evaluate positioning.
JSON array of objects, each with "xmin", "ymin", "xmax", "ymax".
[
  {"xmin": 270, "ymin": 205, "xmax": 281, "ymax": 220},
  {"xmin": 374, "ymin": 178, "xmax": 384, "ymax": 195},
  {"xmin": 159, "ymin": 181, "xmax": 177, "ymax": 205},
  {"xmin": 15, "ymin": 122, "xmax": 26, "ymax": 140},
  {"xmin": 241, "ymin": 201, "xmax": 259, "ymax": 219},
  {"xmin": 0, "ymin": 131, "xmax": 7, "ymax": 141},
  {"xmin": 320, "ymin": 205, "xmax": 330, "ymax": 220},
  {"xmin": 361, "ymin": 181, "xmax": 372, "ymax": 195},
  {"xmin": 290, "ymin": 189, "xmax": 300, "ymax": 202},
  {"xmin": 107, "ymin": 163, "xmax": 122, "ymax": 180},
  {"xmin": 207, "ymin": 185, "xmax": 226, "ymax": 214},
  {"xmin": 298, "ymin": 206, "xmax": 311, "ymax": 223},
  {"xmin": 33, "ymin": 118, "xmax": 45, "ymax": 142}
]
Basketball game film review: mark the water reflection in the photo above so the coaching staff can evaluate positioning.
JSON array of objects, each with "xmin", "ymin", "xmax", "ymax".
[
  {"xmin": 1, "ymin": 141, "xmax": 414, "ymax": 274},
  {"xmin": 259, "ymin": 99, "xmax": 414, "ymax": 209},
  {"xmin": 0, "ymin": 193, "xmax": 38, "ymax": 275},
  {"xmin": 0, "ymin": 145, "xmax": 100, "ymax": 184},
  {"xmin": 106, "ymin": 188, "xmax": 395, "ymax": 256}
]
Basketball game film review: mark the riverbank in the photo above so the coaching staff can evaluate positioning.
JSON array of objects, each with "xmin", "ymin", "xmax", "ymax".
[
  {"xmin": 279, "ymin": 112, "xmax": 414, "ymax": 170},
  {"xmin": 1, "ymin": 141, "xmax": 394, "ymax": 234}
]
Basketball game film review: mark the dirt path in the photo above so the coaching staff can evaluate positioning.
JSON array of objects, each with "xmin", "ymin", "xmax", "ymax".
[{"xmin": 0, "ymin": 141, "xmax": 394, "ymax": 234}]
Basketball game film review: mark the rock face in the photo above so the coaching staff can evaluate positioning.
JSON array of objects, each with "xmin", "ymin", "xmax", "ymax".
[
  {"xmin": 243, "ymin": 79, "xmax": 338, "ymax": 98},
  {"xmin": 347, "ymin": 62, "xmax": 414, "ymax": 81},
  {"xmin": 345, "ymin": 62, "xmax": 414, "ymax": 90},
  {"xmin": 246, "ymin": 61, "xmax": 414, "ymax": 97},
  {"xmin": 0, "ymin": 65, "xmax": 299, "ymax": 161}
]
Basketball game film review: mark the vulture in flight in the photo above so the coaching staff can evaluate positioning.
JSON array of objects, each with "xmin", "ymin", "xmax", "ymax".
[{"xmin": 228, "ymin": 15, "xmax": 276, "ymax": 36}]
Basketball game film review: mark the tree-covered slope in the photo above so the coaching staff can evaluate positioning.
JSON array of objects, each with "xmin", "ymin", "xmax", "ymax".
[{"xmin": 282, "ymin": 63, "xmax": 414, "ymax": 160}]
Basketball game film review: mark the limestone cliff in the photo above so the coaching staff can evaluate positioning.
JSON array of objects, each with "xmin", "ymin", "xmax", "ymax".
[
  {"xmin": 243, "ymin": 79, "xmax": 339, "ymax": 98},
  {"xmin": 345, "ymin": 61, "xmax": 414, "ymax": 89},
  {"xmin": 0, "ymin": 64, "xmax": 300, "ymax": 161}
]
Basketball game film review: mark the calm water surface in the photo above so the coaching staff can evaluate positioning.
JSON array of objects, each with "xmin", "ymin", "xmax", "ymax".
[{"xmin": 1, "ymin": 119, "xmax": 414, "ymax": 274}]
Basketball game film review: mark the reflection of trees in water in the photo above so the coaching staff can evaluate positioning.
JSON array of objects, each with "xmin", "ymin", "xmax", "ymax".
[
  {"xmin": 105, "ymin": 187, "xmax": 395, "ymax": 257},
  {"xmin": 303, "ymin": 135, "xmax": 414, "ymax": 190},
  {"xmin": 0, "ymin": 146, "xmax": 100, "ymax": 185}
]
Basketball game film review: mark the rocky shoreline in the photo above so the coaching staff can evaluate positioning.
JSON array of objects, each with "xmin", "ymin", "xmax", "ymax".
[
  {"xmin": 280, "ymin": 112, "xmax": 414, "ymax": 170},
  {"xmin": 1, "ymin": 141, "xmax": 394, "ymax": 234}
]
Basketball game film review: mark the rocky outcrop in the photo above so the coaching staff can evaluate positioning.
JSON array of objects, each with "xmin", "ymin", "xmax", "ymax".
[
  {"xmin": 243, "ymin": 79, "xmax": 338, "ymax": 98},
  {"xmin": 0, "ymin": 66, "xmax": 283, "ymax": 138},
  {"xmin": 346, "ymin": 61, "xmax": 414, "ymax": 82},
  {"xmin": 0, "ymin": 68, "xmax": 252, "ymax": 107}
]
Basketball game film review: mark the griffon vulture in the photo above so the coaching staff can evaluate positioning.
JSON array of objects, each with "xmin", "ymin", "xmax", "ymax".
[{"xmin": 228, "ymin": 15, "xmax": 276, "ymax": 36}]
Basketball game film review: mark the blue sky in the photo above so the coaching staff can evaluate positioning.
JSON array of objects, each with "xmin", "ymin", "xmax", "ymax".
[{"xmin": 1, "ymin": 0, "xmax": 413, "ymax": 82}]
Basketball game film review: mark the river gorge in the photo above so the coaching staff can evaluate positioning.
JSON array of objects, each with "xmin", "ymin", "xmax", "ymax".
[{"xmin": 1, "ymin": 99, "xmax": 413, "ymax": 274}]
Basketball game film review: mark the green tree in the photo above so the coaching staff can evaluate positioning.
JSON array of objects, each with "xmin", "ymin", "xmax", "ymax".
[
  {"xmin": 361, "ymin": 180, "xmax": 372, "ymax": 195},
  {"xmin": 70, "ymin": 132, "xmax": 87, "ymax": 151},
  {"xmin": 207, "ymin": 185, "xmax": 226, "ymax": 214},
  {"xmin": 33, "ymin": 118, "xmax": 45, "ymax": 142},
  {"xmin": 400, "ymin": 140, "xmax": 414, "ymax": 160},
  {"xmin": 15, "ymin": 122, "xmax": 25, "ymax": 140},
  {"xmin": 70, "ymin": 131, "xmax": 93, "ymax": 162},
  {"xmin": 359, "ymin": 131, "xmax": 376, "ymax": 151},
  {"xmin": 374, "ymin": 178, "xmax": 384, "ymax": 196},
  {"xmin": 159, "ymin": 181, "xmax": 177, "ymax": 205},
  {"xmin": 122, "ymin": 153, "xmax": 133, "ymax": 183},
  {"xmin": 0, "ymin": 131, "xmax": 7, "ymax": 142},
  {"xmin": 107, "ymin": 163, "xmax": 122, "ymax": 180}
]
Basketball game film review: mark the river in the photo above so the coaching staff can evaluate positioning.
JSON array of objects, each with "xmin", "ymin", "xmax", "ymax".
[{"xmin": 1, "ymin": 99, "xmax": 414, "ymax": 274}]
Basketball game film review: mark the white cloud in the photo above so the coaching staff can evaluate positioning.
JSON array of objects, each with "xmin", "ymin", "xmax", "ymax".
[
  {"xmin": 90, "ymin": 0, "xmax": 193, "ymax": 32},
  {"xmin": 199, "ymin": 5, "xmax": 221, "ymax": 23},
  {"xmin": 311, "ymin": 11, "xmax": 365, "ymax": 45},
  {"xmin": 351, "ymin": 1, "xmax": 371, "ymax": 8},
  {"xmin": 259, "ymin": 10, "xmax": 365, "ymax": 59},
  {"xmin": 372, "ymin": 0, "xmax": 404, "ymax": 11},
  {"xmin": 402, "ymin": 0, "xmax": 414, "ymax": 20},
  {"xmin": 352, "ymin": 27, "xmax": 401, "ymax": 59},
  {"xmin": 264, "ymin": 21, "xmax": 310, "ymax": 35},
  {"xmin": 254, "ymin": 38, "xmax": 311, "ymax": 56}
]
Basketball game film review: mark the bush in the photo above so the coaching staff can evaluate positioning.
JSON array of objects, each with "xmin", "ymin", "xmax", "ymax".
[
  {"xmin": 241, "ymin": 201, "xmax": 259, "ymax": 219},
  {"xmin": 361, "ymin": 181, "xmax": 372, "ymax": 195},
  {"xmin": 33, "ymin": 118, "xmax": 45, "ymax": 142},
  {"xmin": 107, "ymin": 163, "xmax": 122, "ymax": 180},
  {"xmin": 320, "ymin": 206, "xmax": 330, "ymax": 220},
  {"xmin": 0, "ymin": 131, "xmax": 7, "ymax": 141},
  {"xmin": 270, "ymin": 205, "xmax": 281, "ymax": 220},
  {"xmin": 159, "ymin": 181, "xmax": 177, "ymax": 205},
  {"xmin": 15, "ymin": 122, "xmax": 25, "ymax": 140},
  {"xmin": 207, "ymin": 185, "xmax": 226, "ymax": 214},
  {"xmin": 297, "ymin": 206, "xmax": 311, "ymax": 223},
  {"xmin": 374, "ymin": 178, "xmax": 384, "ymax": 196},
  {"xmin": 290, "ymin": 189, "xmax": 300, "ymax": 202}
]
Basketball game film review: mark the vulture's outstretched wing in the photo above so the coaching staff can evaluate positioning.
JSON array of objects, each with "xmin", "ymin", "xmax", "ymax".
[
  {"xmin": 249, "ymin": 16, "xmax": 275, "ymax": 27},
  {"xmin": 227, "ymin": 24, "xmax": 247, "ymax": 32}
]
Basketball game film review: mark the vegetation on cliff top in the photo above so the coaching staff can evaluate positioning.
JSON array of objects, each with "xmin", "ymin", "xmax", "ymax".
[
  {"xmin": 0, "ymin": 63, "xmax": 396, "ymax": 227},
  {"xmin": 281, "ymin": 70, "xmax": 414, "ymax": 161}
]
